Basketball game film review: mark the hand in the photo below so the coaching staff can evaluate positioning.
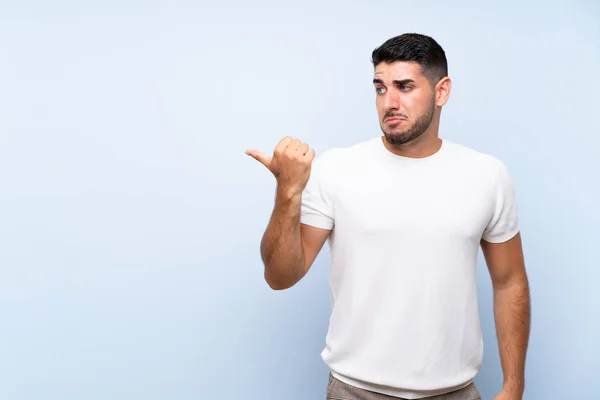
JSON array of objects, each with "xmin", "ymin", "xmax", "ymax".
[{"xmin": 246, "ymin": 136, "xmax": 315, "ymax": 198}]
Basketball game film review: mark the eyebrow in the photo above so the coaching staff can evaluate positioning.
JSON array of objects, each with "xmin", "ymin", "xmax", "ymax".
[{"xmin": 373, "ymin": 78, "xmax": 415, "ymax": 85}]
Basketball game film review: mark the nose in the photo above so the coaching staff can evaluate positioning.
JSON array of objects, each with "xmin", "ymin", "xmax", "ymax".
[{"xmin": 383, "ymin": 90, "xmax": 401, "ymax": 113}]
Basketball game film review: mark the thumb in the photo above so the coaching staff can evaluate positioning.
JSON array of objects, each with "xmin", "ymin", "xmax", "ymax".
[{"xmin": 245, "ymin": 149, "xmax": 272, "ymax": 169}]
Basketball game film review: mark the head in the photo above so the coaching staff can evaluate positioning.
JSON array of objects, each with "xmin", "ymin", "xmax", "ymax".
[{"xmin": 372, "ymin": 33, "xmax": 451, "ymax": 146}]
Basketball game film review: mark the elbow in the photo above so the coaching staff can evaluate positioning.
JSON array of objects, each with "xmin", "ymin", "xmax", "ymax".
[
  {"xmin": 493, "ymin": 270, "xmax": 529, "ymax": 292},
  {"xmin": 264, "ymin": 269, "xmax": 297, "ymax": 291},
  {"xmin": 266, "ymin": 280, "xmax": 293, "ymax": 291}
]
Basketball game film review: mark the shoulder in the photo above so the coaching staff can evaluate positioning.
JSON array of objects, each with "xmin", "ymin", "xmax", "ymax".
[
  {"xmin": 313, "ymin": 137, "xmax": 378, "ymax": 168},
  {"xmin": 443, "ymin": 140, "xmax": 509, "ymax": 178}
]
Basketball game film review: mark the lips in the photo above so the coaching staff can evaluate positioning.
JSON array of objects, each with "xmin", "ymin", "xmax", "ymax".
[{"xmin": 385, "ymin": 117, "xmax": 406, "ymax": 124}]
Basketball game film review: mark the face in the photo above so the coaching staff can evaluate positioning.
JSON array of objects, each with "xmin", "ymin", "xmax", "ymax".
[{"xmin": 373, "ymin": 61, "xmax": 446, "ymax": 146}]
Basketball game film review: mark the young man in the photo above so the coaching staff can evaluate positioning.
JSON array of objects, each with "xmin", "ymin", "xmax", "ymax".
[{"xmin": 246, "ymin": 33, "xmax": 531, "ymax": 400}]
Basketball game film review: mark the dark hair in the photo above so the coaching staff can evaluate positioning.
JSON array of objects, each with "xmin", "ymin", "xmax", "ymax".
[{"xmin": 371, "ymin": 33, "xmax": 448, "ymax": 85}]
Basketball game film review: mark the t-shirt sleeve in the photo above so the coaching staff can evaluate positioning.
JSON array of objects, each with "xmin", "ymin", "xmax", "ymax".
[
  {"xmin": 482, "ymin": 160, "xmax": 520, "ymax": 243},
  {"xmin": 300, "ymin": 152, "xmax": 335, "ymax": 230}
]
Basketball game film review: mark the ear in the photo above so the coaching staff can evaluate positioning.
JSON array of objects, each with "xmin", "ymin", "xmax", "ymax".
[{"xmin": 434, "ymin": 76, "xmax": 452, "ymax": 107}]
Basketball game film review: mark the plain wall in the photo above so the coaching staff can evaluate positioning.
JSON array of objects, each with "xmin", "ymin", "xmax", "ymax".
[{"xmin": 0, "ymin": 1, "xmax": 598, "ymax": 399}]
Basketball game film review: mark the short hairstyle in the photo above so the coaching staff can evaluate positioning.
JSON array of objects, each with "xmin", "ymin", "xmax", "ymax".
[{"xmin": 371, "ymin": 33, "xmax": 448, "ymax": 84}]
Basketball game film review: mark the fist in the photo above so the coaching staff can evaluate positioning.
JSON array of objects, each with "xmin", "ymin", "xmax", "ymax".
[{"xmin": 246, "ymin": 136, "xmax": 316, "ymax": 197}]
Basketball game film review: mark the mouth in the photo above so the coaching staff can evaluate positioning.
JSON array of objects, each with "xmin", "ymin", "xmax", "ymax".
[{"xmin": 384, "ymin": 117, "xmax": 407, "ymax": 125}]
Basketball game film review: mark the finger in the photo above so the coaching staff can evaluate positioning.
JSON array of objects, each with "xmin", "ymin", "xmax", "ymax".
[
  {"xmin": 285, "ymin": 138, "xmax": 302, "ymax": 152},
  {"xmin": 275, "ymin": 136, "xmax": 293, "ymax": 153},
  {"xmin": 305, "ymin": 148, "xmax": 316, "ymax": 161},
  {"xmin": 297, "ymin": 142, "xmax": 309, "ymax": 155},
  {"xmin": 245, "ymin": 150, "xmax": 272, "ymax": 169}
]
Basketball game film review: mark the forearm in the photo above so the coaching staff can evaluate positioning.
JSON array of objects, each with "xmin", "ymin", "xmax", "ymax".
[
  {"xmin": 493, "ymin": 276, "xmax": 531, "ymax": 396},
  {"xmin": 260, "ymin": 187, "xmax": 305, "ymax": 289}
]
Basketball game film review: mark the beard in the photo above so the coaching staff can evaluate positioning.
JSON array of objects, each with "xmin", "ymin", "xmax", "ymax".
[{"xmin": 381, "ymin": 100, "xmax": 435, "ymax": 146}]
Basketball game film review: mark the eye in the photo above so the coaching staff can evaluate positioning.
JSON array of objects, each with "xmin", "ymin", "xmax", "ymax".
[
  {"xmin": 400, "ymin": 85, "xmax": 412, "ymax": 92},
  {"xmin": 376, "ymin": 87, "xmax": 386, "ymax": 94}
]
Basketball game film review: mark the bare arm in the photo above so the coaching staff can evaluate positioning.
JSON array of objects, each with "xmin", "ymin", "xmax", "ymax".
[
  {"xmin": 481, "ymin": 232, "xmax": 531, "ymax": 399},
  {"xmin": 246, "ymin": 136, "xmax": 331, "ymax": 290},
  {"xmin": 260, "ymin": 189, "xmax": 330, "ymax": 289}
]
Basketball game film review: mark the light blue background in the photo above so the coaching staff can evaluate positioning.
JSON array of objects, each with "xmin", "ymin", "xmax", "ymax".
[{"xmin": 1, "ymin": 1, "xmax": 598, "ymax": 399}]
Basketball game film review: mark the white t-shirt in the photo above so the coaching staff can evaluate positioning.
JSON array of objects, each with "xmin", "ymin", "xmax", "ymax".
[{"xmin": 300, "ymin": 136, "xmax": 519, "ymax": 399}]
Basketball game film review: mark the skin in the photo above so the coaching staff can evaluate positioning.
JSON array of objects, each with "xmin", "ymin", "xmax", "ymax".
[
  {"xmin": 482, "ymin": 234, "xmax": 531, "ymax": 400},
  {"xmin": 373, "ymin": 61, "xmax": 449, "ymax": 158},
  {"xmin": 246, "ymin": 60, "xmax": 530, "ymax": 400},
  {"xmin": 245, "ymin": 137, "xmax": 328, "ymax": 290}
]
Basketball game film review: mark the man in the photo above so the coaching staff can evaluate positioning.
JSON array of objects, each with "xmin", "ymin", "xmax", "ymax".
[{"xmin": 246, "ymin": 33, "xmax": 531, "ymax": 400}]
